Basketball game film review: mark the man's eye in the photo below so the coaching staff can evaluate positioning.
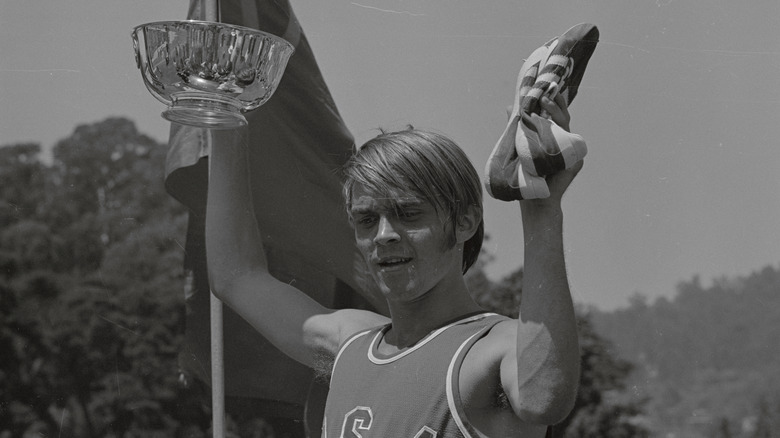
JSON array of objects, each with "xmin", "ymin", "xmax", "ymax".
[
  {"xmin": 357, "ymin": 216, "xmax": 377, "ymax": 226},
  {"xmin": 398, "ymin": 210, "xmax": 421, "ymax": 220}
]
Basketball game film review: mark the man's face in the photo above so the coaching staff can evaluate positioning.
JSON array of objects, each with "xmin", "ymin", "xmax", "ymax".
[{"xmin": 349, "ymin": 184, "xmax": 462, "ymax": 303}]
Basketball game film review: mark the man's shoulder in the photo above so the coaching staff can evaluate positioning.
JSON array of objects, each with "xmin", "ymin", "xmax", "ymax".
[
  {"xmin": 458, "ymin": 317, "xmax": 519, "ymax": 392},
  {"xmin": 456, "ymin": 317, "xmax": 517, "ymax": 378},
  {"xmin": 330, "ymin": 308, "xmax": 389, "ymax": 345},
  {"xmin": 304, "ymin": 309, "xmax": 388, "ymax": 357},
  {"xmin": 471, "ymin": 318, "xmax": 517, "ymax": 356}
]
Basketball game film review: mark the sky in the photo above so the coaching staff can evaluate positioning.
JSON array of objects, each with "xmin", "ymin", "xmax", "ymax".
[{"xmin": 1, "ymin": 1, "xmax": 778, "ymax": 310}]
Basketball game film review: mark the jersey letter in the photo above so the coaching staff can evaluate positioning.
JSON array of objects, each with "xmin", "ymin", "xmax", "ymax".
[
  {"xmin": 340, "ymin": 406, "xmax": 373, "ymax": 438},
  {"xmin": 414, "ymin": 426, "xmax": 437, "ymax": 438}
]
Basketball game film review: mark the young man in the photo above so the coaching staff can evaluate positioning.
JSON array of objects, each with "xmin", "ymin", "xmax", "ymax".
[{"xmin": 206, "ymin": 88, "xmax": 581, "ymax": 436}]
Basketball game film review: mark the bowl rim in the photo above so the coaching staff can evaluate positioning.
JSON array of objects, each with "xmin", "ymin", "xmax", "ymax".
[{"xmin": 132, "ymin": 20, "xmax": 294, "ymax": 52}]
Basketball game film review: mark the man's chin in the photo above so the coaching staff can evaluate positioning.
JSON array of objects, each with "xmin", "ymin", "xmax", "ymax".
[{"xmin": 375, "ymin": 280, "xmax": 412, "ymax": 300}]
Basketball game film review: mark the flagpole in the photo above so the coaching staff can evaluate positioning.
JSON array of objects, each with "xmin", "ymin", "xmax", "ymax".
[
  {"xmin": 204, "ymin": 0, "xmax": 219, "ymax": 23},
  {"xmin": 202, "ymin": 0, "xmax": 225, "ymax": 435},
  {"xmin": 133, "ymin": 2, "xmax": 294, "ymax": 434},
  {"xmin": 210, "ymin": 288, "xmax": 225, "ymax": 438}
]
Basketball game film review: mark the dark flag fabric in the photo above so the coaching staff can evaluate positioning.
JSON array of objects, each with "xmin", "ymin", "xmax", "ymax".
[{"xmin": 163, "ymin": 0, "xmax": 386, "ymax": 424}]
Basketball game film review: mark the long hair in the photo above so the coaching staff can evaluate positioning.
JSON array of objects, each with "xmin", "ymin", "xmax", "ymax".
[{"xmin": 342, "ymin": 128, "xmax": 484, "ymax": 274}]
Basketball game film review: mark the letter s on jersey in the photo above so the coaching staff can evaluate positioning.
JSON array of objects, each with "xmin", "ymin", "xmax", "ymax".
[
  {"xmin": 340, "ymin": 406, "xmax": 373, "ymax": 438},
  {"xmin": 323, "ymin": 407, "xmax": 437, "ymax": 438},
  {"xmin": 414, "ymin": 426, "xmax": 437, "ymax": 438}
]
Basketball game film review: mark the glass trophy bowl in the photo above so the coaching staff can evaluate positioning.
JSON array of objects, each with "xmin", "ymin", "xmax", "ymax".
[{"xmin": 132, "ymin": 20, "xmax": 294, "ymax": 129}]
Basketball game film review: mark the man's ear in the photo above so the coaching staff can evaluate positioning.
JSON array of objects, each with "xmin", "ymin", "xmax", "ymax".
[{"xmin": 455, "ymin": 205, "xmax": 481, "ymax": 244}]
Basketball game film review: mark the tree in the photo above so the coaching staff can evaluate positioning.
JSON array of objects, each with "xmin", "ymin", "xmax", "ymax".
[
  {"xmin": 715, "ymin": 417, "xmax": 733, "ymax": 438},
  {"xmin": 750, "ymin": 397, "xmax": 775, "ymax": 438},
  {"xmin": 557, "ymin": 314, "xmax": 649, "ymax": 437},
  {"xmin": 0, "ymin": 143, "xmax": 46, "ymax": 227},
  {"xmin": 589, "ymin": 264, "xmax": 780, "ymax": 436},
  {"xmin": 0, "ymin": 118, "xmax": 205, "ymax": 437}
]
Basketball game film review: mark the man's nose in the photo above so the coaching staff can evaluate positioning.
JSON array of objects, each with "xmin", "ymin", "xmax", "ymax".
[{"xmin": 374, "ymin": 215, "xmax": 401, "ymax": 245}]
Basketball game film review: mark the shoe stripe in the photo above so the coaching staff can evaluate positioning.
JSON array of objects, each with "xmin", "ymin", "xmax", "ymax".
[
  {"xmin": 485, "ymin": 118, "xmax": 524, "ymax": 201},
  {"xmin": 536, "ymin": 72, "xmax": 563, "ymax": 86},
  {"xmin": 517, "ymin": 115, "xmax": 567, "ymax": 177},
  {"xmin": 519, "ymin": 65, "xmax": 539, "ymax": 96},
  {"xmin": 561, "ymin": 141, "xmax": 586, "ymax": 168},
  {"xmin": 541, "ymin": 54, "xmax": 569, "ymax": 69},
  {"xmin": 525, "ymin": 87, "xmax": 545, "ymax": 100},
  {"xmin": 531, "ymin": 143, "xmax": 566, "ymax": 177}
]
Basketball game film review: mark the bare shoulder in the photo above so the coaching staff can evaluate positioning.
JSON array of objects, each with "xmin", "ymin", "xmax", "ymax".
[
  {"xmin": 303, "ymin": 308, "xmax": 389, "ymax": 358},
  {"xmin": 302, "ymin": 308, "xmax": 387, "ymax": 381},
  {"xmin": 333, "ymin": 308, "xmax": 390, "ymax": 342},
  {"xmin": 467, "ymin": 318, "xmax": 518, "ymax": 359},
  {"xmin": 458, "ymin": 319, "xmax": 517, "ymax": 399},
  {"xmin": 483, "ymin": 318, "xmax": 519, "ymax": 344}
]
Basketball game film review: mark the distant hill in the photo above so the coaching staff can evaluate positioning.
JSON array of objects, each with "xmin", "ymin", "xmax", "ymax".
[{"xmin": 588, "ymin": 264, "xmax": 780, "ymax": 437}]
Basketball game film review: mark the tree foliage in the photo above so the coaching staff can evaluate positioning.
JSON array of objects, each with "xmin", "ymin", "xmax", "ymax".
[
  {"xmin": 590, "ymin": 265, "xmax": 780, "ymax": 437},
  {"xmin": 0, "ymin": 118, "xmax": 205, "ymax": 437}
]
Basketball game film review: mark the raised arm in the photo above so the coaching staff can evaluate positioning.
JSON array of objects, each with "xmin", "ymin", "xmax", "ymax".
[
  {"xmin": 504, "ymin": 94, "xmax": 581, "ymax": 424},
  {"xmin": 205, "ymin": 129, "xmax": 386, "ymax": 367}
]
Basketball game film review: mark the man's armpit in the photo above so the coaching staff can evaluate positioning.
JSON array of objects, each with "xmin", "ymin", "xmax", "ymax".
[{"xmin": 312, "ymin": 347, "xmax": 335, "ymax": 384}]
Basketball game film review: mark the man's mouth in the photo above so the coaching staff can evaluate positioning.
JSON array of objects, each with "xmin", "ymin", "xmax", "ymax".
[{"xmin": 377, "ymin": 257, "xmax": 412, "ymax": 268}]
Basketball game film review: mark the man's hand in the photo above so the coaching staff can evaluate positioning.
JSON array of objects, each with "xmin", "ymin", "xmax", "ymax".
[
  {"xmin": 536, "ymin": 91, "xmax": 582, "ymax": 203},
  {"xmin": 540, "ymin": 91, "xmax": 571, "ymax": 132}
]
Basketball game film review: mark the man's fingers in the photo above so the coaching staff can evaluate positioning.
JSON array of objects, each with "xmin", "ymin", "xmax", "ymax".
[
  {"xmin": 541, "ymin": 94, "xmax": 571, "ymax": 131},
  {"xmin": 553, "ymin": 91, "xmax": 568, "ymax": 110}
]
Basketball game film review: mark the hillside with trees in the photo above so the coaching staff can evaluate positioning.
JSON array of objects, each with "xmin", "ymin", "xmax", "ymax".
[{"xmin": 589, "ymin": 266, "xmax": 780, "ymax": 437}]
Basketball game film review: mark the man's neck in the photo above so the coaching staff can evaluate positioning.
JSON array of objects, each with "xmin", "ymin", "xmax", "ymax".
[{"xmin": 383, "ymin": 280, "xmax": 483, "ymax": 349}]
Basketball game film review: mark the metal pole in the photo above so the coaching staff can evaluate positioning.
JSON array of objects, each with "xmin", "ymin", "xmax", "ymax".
[
  {"xmin": 206, "ymin": 130, "xmax": 225, "ymax": 438},
  {"xmin": 201, "ymin": 0, "xmax": 226, "ymax": 429},
  {"xmin": 210, "ymin": 288, "xmax": 225, "ymax": 438},
  {"xmin": 203, "ymin": 0, "xmax": 219, "ymax": 22}
]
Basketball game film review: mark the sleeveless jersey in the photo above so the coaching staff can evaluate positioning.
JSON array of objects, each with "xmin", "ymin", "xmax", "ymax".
[{"xmin": 321, "ymin": 312, "xmax": 507, "ymax": 437}]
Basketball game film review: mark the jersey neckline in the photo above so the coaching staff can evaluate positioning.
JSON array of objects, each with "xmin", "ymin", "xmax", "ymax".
[{"xmin": 367, "ymin": 311, "xmax": 497, "ymax": 364}]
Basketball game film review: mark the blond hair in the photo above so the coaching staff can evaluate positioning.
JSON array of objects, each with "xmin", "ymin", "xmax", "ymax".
[{"xmin": 343, "ymin": 128, "xmax": 484, "ymax": 273}]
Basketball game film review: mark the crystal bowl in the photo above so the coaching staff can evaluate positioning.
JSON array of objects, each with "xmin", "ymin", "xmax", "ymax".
[{"xmin": 132, "ymin": 20, "xmax": 294, "ymax": 129}]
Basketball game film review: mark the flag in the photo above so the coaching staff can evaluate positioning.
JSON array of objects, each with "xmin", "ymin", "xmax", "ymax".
[{"xmin": 163, "ymin": 0, "xmax": 386, "ymax": 429}]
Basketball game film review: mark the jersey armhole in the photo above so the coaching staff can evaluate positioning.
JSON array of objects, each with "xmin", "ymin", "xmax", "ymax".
[
  {"xmin": 446, "ymin": 318, "xmax": 554, "ymax": 438},
  {"xmin": 445, "ymin": 318, "xmax": 504, "ymax": 437},
  {"xmin": 330, "ymin": 328, "xmax": 377, "ymax": 386}
]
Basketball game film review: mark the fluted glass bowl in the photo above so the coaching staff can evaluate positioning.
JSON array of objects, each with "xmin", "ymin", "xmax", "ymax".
[{"xmin": 132, "ymin": 20, "xmax": 294, "ymax": 129}]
